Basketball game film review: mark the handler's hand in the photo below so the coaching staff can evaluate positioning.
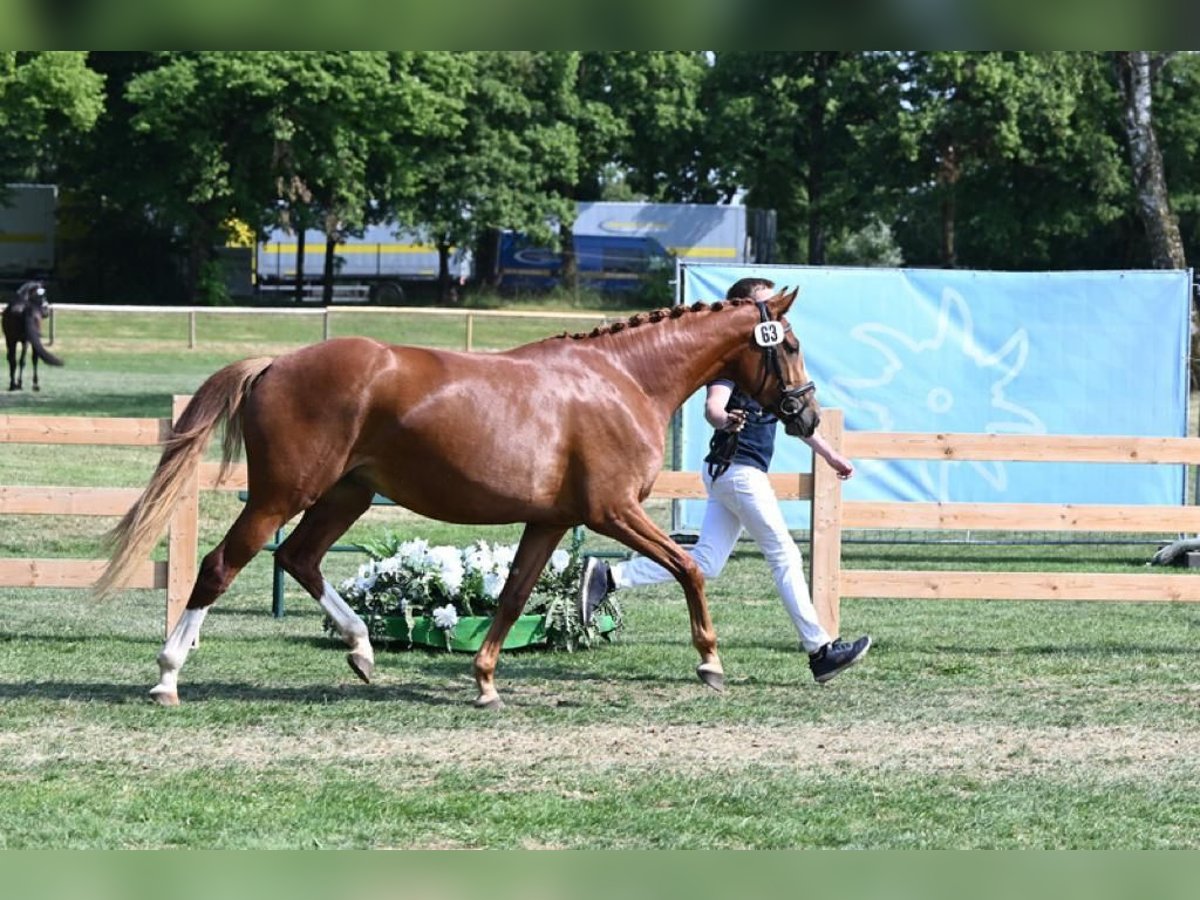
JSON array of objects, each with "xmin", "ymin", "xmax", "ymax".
[{"xmin": 723, "ymin": 409, "xmax": 748, "ymax": 432}]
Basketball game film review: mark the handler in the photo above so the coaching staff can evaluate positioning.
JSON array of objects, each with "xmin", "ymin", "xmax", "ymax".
[{"xmin": 579, "ymin": 276, "xmax": 871, "ymax": 684}]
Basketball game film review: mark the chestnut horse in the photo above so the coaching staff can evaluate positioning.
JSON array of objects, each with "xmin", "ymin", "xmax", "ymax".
[
  {"xmin": 98, "ymin": 289, "xmax": 821, "ymax": 708},
  {"xmin": 3, "ymin": 281, "xmax": 63, "ymax": 391}
]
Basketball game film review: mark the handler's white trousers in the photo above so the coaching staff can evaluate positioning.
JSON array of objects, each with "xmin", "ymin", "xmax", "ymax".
[{"xmin": 612, "ymin": 462, "xmax": 832, "ymax": 653}]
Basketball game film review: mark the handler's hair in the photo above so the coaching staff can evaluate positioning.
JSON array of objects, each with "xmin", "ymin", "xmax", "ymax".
[{"xmin": 725, "ymin": 277, "xmax": 775, "ymax": 300}]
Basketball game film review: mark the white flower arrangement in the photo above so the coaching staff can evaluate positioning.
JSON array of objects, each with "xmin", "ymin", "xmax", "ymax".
[{"xmin": 326, "ymin": 531, "xmax": 621, "ymax": 651}]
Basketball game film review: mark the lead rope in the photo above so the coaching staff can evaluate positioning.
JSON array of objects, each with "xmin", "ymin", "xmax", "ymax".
[{"xmin": 705, "ymin": 425, "xmax": 740, "ymax": 480}]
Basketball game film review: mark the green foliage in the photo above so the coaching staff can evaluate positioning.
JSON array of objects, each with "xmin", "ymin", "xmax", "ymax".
[
  {"xmin": 28, "ymin": 50, "xmax": 1200, "ymax": 303},
  {"xmin": 892, "ymin": 51, "xmax": 1132, "ymax": 269},
  {"xmin": 826, "ymin": 216, "xmax": 905, "ymax": 267},
  {"xmin": 0, "ymin": 51, "xmax": 104, "ymax": 182},
  {"xmin": 402, "ymin": 51, "xmax": 578, "ymax": 286}
]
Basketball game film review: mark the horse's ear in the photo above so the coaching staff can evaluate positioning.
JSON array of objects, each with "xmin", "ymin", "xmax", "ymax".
[{"xmin": 773, "ymin": 286, "xmax": 800, "ymax": 315}]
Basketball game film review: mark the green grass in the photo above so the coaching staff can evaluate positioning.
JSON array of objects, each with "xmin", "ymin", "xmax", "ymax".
[{"xmin": 2, "ymin": 306, "xmax": 1200, "ymax": 848}]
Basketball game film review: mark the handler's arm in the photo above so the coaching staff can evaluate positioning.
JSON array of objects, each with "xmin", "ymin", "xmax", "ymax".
[
  {"xmin": 704, "ymin": 383, "xmax": 746, "ymax": 432},
  {"xmin": 802, "ymin": 431, "xmax": 854, "ymax": 480}
]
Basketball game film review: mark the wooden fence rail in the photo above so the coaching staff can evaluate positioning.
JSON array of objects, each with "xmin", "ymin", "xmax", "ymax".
[
  {"xmin": 822, "ymin": 412, "xmax": 1200, "ymax": 633},
  {"xmin": 0, "ymin": 398, "xmax": 237, "ymax": 635},
  {"xmin": 4, "ymin": 404, "xmax": 1200, "ymax": 642}
]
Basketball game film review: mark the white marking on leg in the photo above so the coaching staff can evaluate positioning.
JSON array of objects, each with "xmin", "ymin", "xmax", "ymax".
[
  {"xmin": 151, "ymin": 607, "xmax": 208, "ymax": 700},
  {"xmin": 318, "ymin": 580, "xmax": 373, "ymax": 659}
]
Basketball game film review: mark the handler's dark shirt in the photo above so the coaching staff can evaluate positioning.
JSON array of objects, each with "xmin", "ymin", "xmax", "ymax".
[{"xmin": 710, "ymin": 380, "xmax": 777, "ymax": 473}]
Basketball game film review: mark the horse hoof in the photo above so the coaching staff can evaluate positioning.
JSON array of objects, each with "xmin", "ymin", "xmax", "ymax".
[
  {"xmin": 149, "ymin": 687, "xmax": 180, "ymax": 707},
  {"xmin": 347, "ymin": 652, "xmax": 374, "ymax": 684},
  {"xmin": 473, "ymin": 694, "xmax": 504, "ymax": 711},
  {"xmin": 696, "ymin": 663, "xmax": 726, "ymax": 693}
]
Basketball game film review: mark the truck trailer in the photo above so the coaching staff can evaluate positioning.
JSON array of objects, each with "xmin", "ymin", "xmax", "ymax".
[
  {"xmin": 256, "ymin": 224, "xmax": 471, "ymax": 303},
  {"xmin": 254, "ymin": 201, "xmax": 775, "ymax": 302},
  {"xmin": 0, "ymin": 184, "xmax": 56, "ymax": 282},
  {"xmin": 496, "ymin": 201, "xmax": 776, "ymax": 292}
]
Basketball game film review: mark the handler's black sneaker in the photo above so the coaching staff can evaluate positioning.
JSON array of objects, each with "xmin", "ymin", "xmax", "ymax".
[
  {"xmin": 578, "ymin": 557, "xmax": 614, "ymax": 625},
  {"xmin": 808, "ymin": 635, "xmax": 871, "ymax": 684}
]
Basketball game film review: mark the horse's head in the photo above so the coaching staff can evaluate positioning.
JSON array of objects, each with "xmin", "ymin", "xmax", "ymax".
[
  {"xmin": 17, "ymin": 281, "xmax": 49, "ymax": 317},
  {"xmin": 724, "ymin": 287, "xmax": 821, "ymax": 439}
]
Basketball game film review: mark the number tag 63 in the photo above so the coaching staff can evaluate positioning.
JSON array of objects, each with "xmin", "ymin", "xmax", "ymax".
[{"xmin": 753, "ymin": 321, "xmax": 785, "ymax": 347}]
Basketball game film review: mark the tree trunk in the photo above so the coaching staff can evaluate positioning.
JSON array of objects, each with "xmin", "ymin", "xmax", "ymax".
[
  {"xmin": 185, "ymin": 232, "xmax": 206, "ymax": 304},
  {"xmin": 939, "ymin": 142, "xmax": 959, "ymax": 268},
  {"xmin": 437, "ymin": 241, "xmax": 454, "ymax": 304},
  {"xmin": 806, "ymin": 53, "xmax": 830, "ymax": 265},
  {"xmin": 558, "ymin": 220, "xmax": 577, "ymax": 297},
  {"xmin": 322, "ymin": 234, "xmax": 337, "ymax": 306},
  {"xmin": 293, "ymin": 228, "xmax": 306, "ymax": 305},
  {"xmin": 1114, "ymin": 52, "xmax": 1195, "ymax": 385}
]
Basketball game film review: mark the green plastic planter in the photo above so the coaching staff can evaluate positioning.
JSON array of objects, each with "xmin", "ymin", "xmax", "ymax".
[{"xmin": 382, "ymin": 613, "xmax": 615, "ymax": 652}]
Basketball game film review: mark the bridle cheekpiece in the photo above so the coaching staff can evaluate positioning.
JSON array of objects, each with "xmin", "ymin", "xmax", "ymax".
[{"xmin": 751, "ymin": 300, "xmax": 816, "ymax": 432}]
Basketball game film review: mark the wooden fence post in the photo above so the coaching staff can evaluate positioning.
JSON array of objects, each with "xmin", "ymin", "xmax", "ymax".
[
  {"xmin": 165, "ymin": 395, "xmax": 199, "ymax": 636},
  {"xmin": 809, "ymin": 408, "xmax": 844, "ymax": 637}
]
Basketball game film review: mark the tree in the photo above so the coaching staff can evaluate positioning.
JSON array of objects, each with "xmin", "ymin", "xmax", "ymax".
[
  {"xmin": 890, "ymin": 52, "xmax": 1130, "ymax": 271},
  {"xmin": 400, "ymin": 52, "xmax": 577, "ymax": 300},
  {"xmin": 1112, "ymin": 51, "xmax": 1195, "ymax": 384},
  {"xmin": 703, "ymin": 52, "xmax": 907, "ymax": 265},
  {"xmin": 0, "ymin": 52, "xmax": 104, "ymax": 184},
  {"xmin": 578, "ymin": 51, "xmax": 710, "ymax": 203},
  {"xmin": 1113, "ymin": 52, "xmax": 1187, "ymax": 269},
  {"xmin": 121, "ymin": 52, "xmax": 293, "ymax": 302},
  {"xmin": 264, "ymin": 52, "xmax": 469, "ymax": 305}
]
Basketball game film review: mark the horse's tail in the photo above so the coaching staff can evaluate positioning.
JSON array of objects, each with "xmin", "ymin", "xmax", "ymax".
[
  {"xmin": 25, "ymin": 308, "xmax": 62, "ymax": 366},
  {"xmin": 94, "ymin": 356, "xmax": 274, "ymax": 601}
]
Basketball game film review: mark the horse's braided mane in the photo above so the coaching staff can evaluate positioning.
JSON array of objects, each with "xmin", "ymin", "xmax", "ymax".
[{"xmin": 557, "ymin": 297, "xmax": 752, "ymax": 341}]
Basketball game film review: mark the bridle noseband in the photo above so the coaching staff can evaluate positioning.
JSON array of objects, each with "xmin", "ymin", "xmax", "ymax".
[{"xmin": 752, "ymin": 300, "xmax": 816, "ymax": 429}]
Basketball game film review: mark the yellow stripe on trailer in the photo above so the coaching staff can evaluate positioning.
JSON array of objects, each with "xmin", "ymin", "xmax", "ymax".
[
  {"xmin": 264, "ymin": 243, "xmax": 441, "ymax": 255},
  {"xmin": 667, "ymin": 246, "xmax": 739, "ymax": 259}
]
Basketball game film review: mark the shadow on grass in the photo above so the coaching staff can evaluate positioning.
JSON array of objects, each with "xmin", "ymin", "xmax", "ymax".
[
  {"xmin": 0, "ymin": 632, "xmax": 153, "ymax": 648},
  {"xmin": 0, "ymin": 678, "xmax": 461, "ymax": 706}
]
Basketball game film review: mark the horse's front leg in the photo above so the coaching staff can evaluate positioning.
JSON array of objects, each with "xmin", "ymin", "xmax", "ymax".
[
  {"xmin": 472, "ymin": 523, "xmax": 567, "ymax": 709},
  {"xmin": 594, "ymin": 506, "xmax": 723, "ymax": 691}
]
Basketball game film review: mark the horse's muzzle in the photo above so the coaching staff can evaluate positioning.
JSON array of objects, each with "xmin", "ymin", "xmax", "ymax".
[
  {"xmin": 783, "ymin": 407, "xmax": 820, "ymax": 438},
  {"xmin": 777, "ymin": 381, "xmax": 819, "ymax": 438}
]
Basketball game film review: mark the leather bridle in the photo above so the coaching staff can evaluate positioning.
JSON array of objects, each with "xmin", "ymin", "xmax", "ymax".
[{"xmin": 751, "ymin": 300, "xmax": 816, "ymax": 432}]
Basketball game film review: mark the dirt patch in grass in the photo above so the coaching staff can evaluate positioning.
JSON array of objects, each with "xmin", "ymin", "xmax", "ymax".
[{"xmin": 4, "ymin": 719, "xmax": 1197, "ymax": 784}]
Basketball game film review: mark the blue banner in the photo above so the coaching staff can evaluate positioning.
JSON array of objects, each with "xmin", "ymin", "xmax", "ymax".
[{"xmin": 678, "ymin": 265, "xmax": 1191, "ymax": 530}]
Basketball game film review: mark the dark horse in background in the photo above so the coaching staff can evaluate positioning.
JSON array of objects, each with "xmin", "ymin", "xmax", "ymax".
[
  {"xmin": 98, "ymin": 289, "xmax": 823, "ymax": 709},
  {"xmin": 3, "ymin": 281, "xmax": 63, "ymax": 391}
]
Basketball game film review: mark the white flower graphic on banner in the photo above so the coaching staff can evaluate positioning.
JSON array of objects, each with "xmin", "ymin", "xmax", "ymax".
[{"xmin": 828, "ymin": 287, "xmax": 1045, "ymax": 500}]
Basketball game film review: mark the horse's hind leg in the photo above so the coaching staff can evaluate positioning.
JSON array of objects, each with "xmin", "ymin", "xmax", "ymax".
[
  {"xmin": 7, "ymin": 341, "xmax": 25, "ymax": 390},
  {"xmin": 151, "ymin": 504, "xmax": 285, "ymax": 706},
  {"xmin": 273, "ymin": 478, "xmax": 376, "ymax": 683}
]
